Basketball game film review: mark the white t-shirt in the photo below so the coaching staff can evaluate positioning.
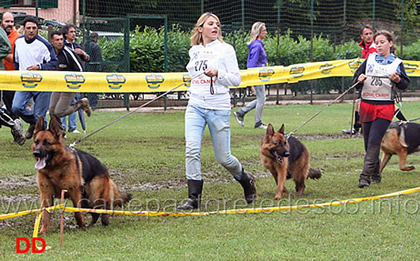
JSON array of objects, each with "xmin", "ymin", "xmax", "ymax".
[{"xmin": 186, "ymin": 40, "xmax": 241, "ymax": 110}]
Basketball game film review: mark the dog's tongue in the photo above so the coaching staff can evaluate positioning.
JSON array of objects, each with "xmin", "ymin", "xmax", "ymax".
[{"xmin": 35, "ymin": 158, "xmax": 46, "ymax": 170}]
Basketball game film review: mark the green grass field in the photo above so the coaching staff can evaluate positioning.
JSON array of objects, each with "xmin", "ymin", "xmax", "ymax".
[{"xmin": 1, "ymin": 101, "xmax": 419, "ymax": 260}]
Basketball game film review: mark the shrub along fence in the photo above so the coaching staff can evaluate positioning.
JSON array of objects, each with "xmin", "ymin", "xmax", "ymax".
[{"xmin": 91, "ymin": 25, "xmax": 420, "ymax": 108}]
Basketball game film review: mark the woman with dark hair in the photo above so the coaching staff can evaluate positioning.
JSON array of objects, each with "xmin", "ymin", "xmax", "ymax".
[
  {"xmin": 353, "ymin": 30, "xmax": 410, "ymax": 188},
  {"xmin": 177, "ymin": 13, "xmax": 257, "ymax": 210}
]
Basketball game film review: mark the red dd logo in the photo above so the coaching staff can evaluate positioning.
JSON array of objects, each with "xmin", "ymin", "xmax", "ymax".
[{"xmin": 16, "ymin": 237, "xmax": 46, "ymax": 253}]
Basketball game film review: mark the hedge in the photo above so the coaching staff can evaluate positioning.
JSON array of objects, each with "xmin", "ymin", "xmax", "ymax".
[{"xmin": 97, "ymin": 26, "xmax": 419, "ymax": 93}]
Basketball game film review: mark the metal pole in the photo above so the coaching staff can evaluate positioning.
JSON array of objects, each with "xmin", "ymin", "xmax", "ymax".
[
  {"xmin": 342, "ymin": 0, "xmax": 347, "ymax": 92},
  {"xmin": 125, "ymin": 17, "xmax": 130, "ymax": 111},
  {"xmin": 342, "ymin": 0, "xmax": 346, "ymax": 43},
  {"xmin": 83, "ymin": 0, "xmax": 86, "ymax": 29},
  {"xmin": 372, "ymin": 0, "xmax": 375, "ymax": 28},
  {"xmin": 241, "ymin": 0, "xmax": 245, "ymax": 30},
  {"xmin": 277, "ymin": 0, "xmax": 281, "ymax": 59},
  {"xmin": 164, "ymin": 16, "xmax": 168, "ymax": 72},
  {"xmin": 400, "ymin": 0, "xmax": 404, "ymax": 58},
  {"xmin": 35, "ymin": 0, "xmax": 38, "ymax": 18},
  {"xmin": 310, "ymin": 0, "xmax": 314, "ymax": 105},
  {"xmin": 164, "ymin": 16, "xmax": 168, "ymax": 111}
]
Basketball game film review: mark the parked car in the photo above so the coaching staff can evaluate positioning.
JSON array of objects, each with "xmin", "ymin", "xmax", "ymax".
[
  {"xmin": 43, "ymin": 19, "xmax": 66, "ymax": 28},
  {"xmin": 13, "ymin": 12, "xmax": 44, "ymax": 25},
  {"xmin": 93, "ymin": 31, "xmax": 124, "ymax": 41}
]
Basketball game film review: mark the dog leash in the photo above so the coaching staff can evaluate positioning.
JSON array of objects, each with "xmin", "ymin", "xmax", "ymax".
[
  {"xmin": 69, "ymin": 72, "xmax": 204, "ymax": 148},
  {"xmin": 407, "ymin": 117, "xmax": 420, "ymax": 122},
  {"xmin": 288, "ymin": 80, "xmax": 361, "ymax": 137}
]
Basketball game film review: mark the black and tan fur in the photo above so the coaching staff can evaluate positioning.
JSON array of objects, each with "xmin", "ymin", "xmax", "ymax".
[
  {"xmin": 260, "ymin": 124, "xmax": 321, "ymax": 199},
  {"xmin": 32, "ymin": 116, "xmax": 131, "ymax": 234},
  {"xmin": 380, "ymin": 121, "xmax": 420, "ymax": 172}
]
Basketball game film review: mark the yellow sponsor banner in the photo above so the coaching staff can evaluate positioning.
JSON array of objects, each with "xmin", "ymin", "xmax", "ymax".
[{"xmin": 0, "ymin": 59, "xmax": 419, "ymax": 93}]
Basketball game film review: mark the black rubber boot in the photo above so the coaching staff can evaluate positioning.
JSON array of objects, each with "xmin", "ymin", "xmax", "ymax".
[
  {"xmin": 177, "ymin": 179, "xmax": 203, "ymax": 210},
  {"xmin": 371, "ymin": 161, "xmax": 382, "ymax": 183},
  {"xmin": 354, "ymin": 111, "xmax": 361, "ymax": 133},
  {"xmin": 235, "ymin": 169, "xmax": 257, "ymax": 204},
  {"xmin": 358, "ymin": 176, "xmax": 370, "ymax": 188},
  {"xmin": 394, "ymin": 109, "xmax": 407, "ymax": 121}
]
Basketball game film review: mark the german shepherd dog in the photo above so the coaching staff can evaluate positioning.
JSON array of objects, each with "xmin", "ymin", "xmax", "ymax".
[
  {"xmin": 260, "ymin": 124, "xmax": 321, "ymax": 199},
  {"xmin": 380, "ymin": 121, "xmax": 420, "ymax": 172},
  {"xmin": 32, "ymin": 116, "xmax": 132, "ymax": 234}
]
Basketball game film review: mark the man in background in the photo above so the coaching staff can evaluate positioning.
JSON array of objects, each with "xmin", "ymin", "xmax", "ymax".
[
  {"xmin": 48, "ymin": 30, "xmax": 91, "ymax": 138},
  {"xmin": 1, "ymin": 12, "xmax": 20, "ymax": 120},
  {"xmin": 60, "ymin": 24, "xmax": 89, "ymax": 133},
  {"xmin": 12, "ymin": 17, "xmax": 58, "ymax": 139},
  {"xmin": 0, "ymin": 14, "xmax": 25, "ymax": 145},
  {"xmin": 87, "ymin": 32, "xmax": 103, "ymax": 108}
]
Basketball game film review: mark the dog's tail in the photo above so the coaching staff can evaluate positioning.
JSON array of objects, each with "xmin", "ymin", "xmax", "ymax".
[
  {"xmin": 120, "ymin": 192, "xmax": 132, "ymax": 204},
  {"xmin": 108, "ymin": 179, "xmax": 132, "ymax": 207},
  {"xmin": 111, "ymin": 191, "xmax": 132, "ymax": 208},
  {"xmin": 307, "ymin": 168, "xmax": 322, "ymax": 179}
]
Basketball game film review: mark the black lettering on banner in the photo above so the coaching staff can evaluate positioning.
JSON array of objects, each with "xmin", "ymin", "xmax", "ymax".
[{"xmin": 194, "ymin": 60, "xmax": 208, "ymax": 71}]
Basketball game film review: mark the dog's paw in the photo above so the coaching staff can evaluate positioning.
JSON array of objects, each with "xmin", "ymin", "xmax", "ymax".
[
  {"xmin": 38, "ymin": 229, "xmax": 47, "ymax": 235},
  {"xmin": 402, "ymin": 165, "xmax": 415, "ymax": 171}
]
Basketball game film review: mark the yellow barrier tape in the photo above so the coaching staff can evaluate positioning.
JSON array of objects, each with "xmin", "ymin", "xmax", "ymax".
[
  {"xmin": 1, "ymin": 59, "xmax": 419, "ymax": 93},
  {"xmin": 31, "ymin": 206, "xmax": 60, "ymax": 251},
  {"xmin": 0, "ymin": 204, "xmax": 62, "ymax": 220},
  {"xmin": 1, "ymin": 187, "xmax": 419, "ymax": 220},
  {"xmin": 32, "ymin": 212, "xmax": 42, "ymax": 238},
  {"xmin": 63, "ymin": 207, "xmax": 208, "ymax": 217},
  {"xmin": 214, "ymin": 186, "xmax": 420, "ymax": 214}
]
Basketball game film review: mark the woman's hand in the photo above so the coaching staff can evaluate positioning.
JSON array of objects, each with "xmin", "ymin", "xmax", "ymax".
[
  {"xmin": 389, "ymin": 72, "xmax": 401, "ymax": 83},
  {"xmin": 357, "ymin": 74, "xmax": 367, "ymax": 83},
  {"xmin": 204, "ymin": 68, "xmax": 218, "ymax": 78}
]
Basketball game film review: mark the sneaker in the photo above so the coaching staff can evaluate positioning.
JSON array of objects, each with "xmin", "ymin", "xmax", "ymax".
[
  {"xmin": 81, "ymin": 97, "xmax": 92, "ymax": 117},
  {"xmin": 255, "ymin": 123, "xmax": 267, "ymax": 129},
  {"xmin": 69, "ymin": 129, "xmax": 81, "ymax": 134},
  {"xmin": 342, "ymin": 128, "xmax": 359, "ymax": 135},
  {"xmin": 11, "ymin": 119, "xmax": 25, "ymax": 146},
  {"xmin": 233, "ymin": 111, "xmax": 244, "ymax": 127},
  {"xmin": 25, "ymin": 124, "xmax": 35, "ymax": 139}
]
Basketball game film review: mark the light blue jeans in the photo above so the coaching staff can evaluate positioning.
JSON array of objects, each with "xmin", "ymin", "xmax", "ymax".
[
  {"xmin": 238, "ymin": 84, "xmax": 266, "ymax": 127},
  {"xmin": 61, "ymin": 94, "xmax": 79, "ymax": 131},
  {"xmin": 12, "ymin": 91, "xmax": 51, "ymax": 125},
  {"xmin": 185, "ymin": 105, "xmax": 242, "ymax": 181},
  {"xmin": 62, "ymin": 112, "xmax": 77, "ymax": 131}
]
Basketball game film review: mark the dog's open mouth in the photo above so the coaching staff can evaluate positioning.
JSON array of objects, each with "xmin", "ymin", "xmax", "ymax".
[
  {"xmin": 272, "ymin": 151, "xmax": 284, "ymax": 163},
  {"xmin": 35, "ymin": 157, "xmax": 47, "ymax": 170}
]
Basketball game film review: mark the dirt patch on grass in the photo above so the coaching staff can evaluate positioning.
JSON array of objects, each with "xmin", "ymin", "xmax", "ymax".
[{"xmin": 0, "ymin": 134, "xmax": 362, "ymax": 203}]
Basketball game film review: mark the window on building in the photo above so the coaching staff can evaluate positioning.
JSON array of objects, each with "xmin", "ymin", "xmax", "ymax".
[
  {"xmin": 11, "ymin": 0, "xmax": 35, "ymax": 7},
  {"xmin": 1, "ymin": 0, "xmax": 58, "ymax": 8}
]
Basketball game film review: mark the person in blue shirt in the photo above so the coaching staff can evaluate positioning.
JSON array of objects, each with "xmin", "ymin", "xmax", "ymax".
[
  {"xmin": 234, "ymin": 22, "xmax": 268, "ymax": 129},
  {"xmin": 353, "ymin": 30, "xmax": 410, "ymax": 188}
]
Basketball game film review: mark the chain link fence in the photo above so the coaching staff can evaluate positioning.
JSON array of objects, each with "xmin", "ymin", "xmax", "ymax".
[{"xmin": 79, "ymin": 0, "xmax": 420, "ymax": 108}]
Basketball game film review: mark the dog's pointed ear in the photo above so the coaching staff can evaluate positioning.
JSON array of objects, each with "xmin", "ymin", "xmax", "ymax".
[
  {"xmin": 34, "ymin": 116, "xmax": 46, "ymax": 135},
  {"xmin": 49, "ymin": 116, "xmax": 62, "ymax": 139},
  {"xmin": 266, "ymin": 123, "xmax": 275, "ymax": 135},
  {"xmin": 279, "ymin": 124, "xmax": 285, "ymax": 134}
]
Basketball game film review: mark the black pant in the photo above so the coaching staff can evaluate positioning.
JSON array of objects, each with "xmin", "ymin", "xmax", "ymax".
[
  {"xmin": 1, "ymin": 90, "xmax": 17, "ymax": 119},
  {"xmin": 0, "ymin": 108, "xmax": 14, "ymax": 128},
  {"xmin": 360, "ymin": 118, "xmax": 390, "ymax": 181}
]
